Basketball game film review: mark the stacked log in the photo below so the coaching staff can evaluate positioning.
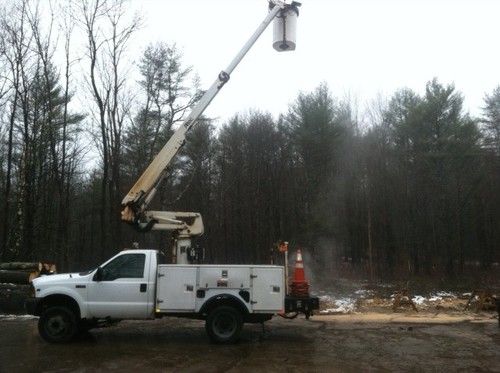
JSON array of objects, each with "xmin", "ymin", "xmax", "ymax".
[
  {"xmin": 0, "ymin": 262, "xmax": 42, "ymax": 285},
  {"xmin": 0, "ymin": 270, "xmax": 39, "ymax": 284},
  {"xmin": 0, "ymin": 262, "xmax": 42, "ymax": 271}
]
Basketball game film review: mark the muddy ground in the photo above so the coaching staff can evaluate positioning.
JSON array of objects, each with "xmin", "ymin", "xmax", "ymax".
[{"xmin": 0, "ymin": 312, "xmax": 498, "ymax": 373}]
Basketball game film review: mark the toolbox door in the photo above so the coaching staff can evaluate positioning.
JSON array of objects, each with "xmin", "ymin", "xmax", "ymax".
[
  {"xmin": 251, "ymin": 267, "xmax": 284, "ymax": 312},
  {"xmin": 156, "ymin": 266, "xmax": 197, "ymax": 312}
]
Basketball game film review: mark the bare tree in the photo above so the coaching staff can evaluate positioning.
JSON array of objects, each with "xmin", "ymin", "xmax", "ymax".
[
  {"xmin": 0, "ymin": 0, "xmax": 32, "ymax": 260},
  {"xmin": 79, "ymin": 0, "xmax": 140, "ymax": 256}
]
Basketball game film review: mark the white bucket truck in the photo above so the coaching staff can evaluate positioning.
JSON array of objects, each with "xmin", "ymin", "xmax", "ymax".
[{"xmin": 28, "ymin": 250, "xmax": 285, "ymax": 343}]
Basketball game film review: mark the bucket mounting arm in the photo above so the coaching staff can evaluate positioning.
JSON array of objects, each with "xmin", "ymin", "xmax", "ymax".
[{"xmin": 121, "ymin": 1, "xmax": 300, "ymax": 234}]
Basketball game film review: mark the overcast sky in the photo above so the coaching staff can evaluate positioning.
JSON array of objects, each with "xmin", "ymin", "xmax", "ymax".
[{"xmin": 126, "ymin": 0, "xmax": 500, "ymax": 123}]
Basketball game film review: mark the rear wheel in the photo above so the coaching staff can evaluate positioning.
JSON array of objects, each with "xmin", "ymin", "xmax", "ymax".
[
  {"xmin": 38, "ymin": 306, "xmax": 78, "ymax": 343},
  {"xmin": 205, "ymin": 305, "xmax": 243, "ymax": 344}
]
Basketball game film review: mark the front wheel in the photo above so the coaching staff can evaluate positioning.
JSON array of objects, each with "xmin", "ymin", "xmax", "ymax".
[
  {"xmin": 205, "ymin": 305, "xmax": 243, "ymax": 344},
  {"xmin": 38, "ymin": 306, "xmax": 78, "ymax": 343}
]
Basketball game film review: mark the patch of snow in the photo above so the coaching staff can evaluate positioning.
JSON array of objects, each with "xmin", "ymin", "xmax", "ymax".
[
  {"xmin": 412, "ymin": 296, "xmax": 426, "ymax": 305},
  {"xmin": 428, "ymin": 296, "xmax": 443, "ymax": 302},
  {"xmin": 319, "ymin": 295, "xmax": 334, "ymax": 302},
  {"xmin": 0, "ymin": 314, "xmax": 38, "ymax": 321},
  {"xmin": 320, "ymin": 297, "xmax": 356, "ymax": 314},
  {"xmin": 378, "ymin": 283, "xmax": 393, "ymax": 288},
  {"xmin": 434, "ymin": 291, "xmax": 456, "ymax": 298},
  {"xmin": 462, "ymin": 292, "xmax": 472, "ymax": 297},
  {"xmin": 354, "ymin": 289, "xmax": 373, "ymax": 297}
]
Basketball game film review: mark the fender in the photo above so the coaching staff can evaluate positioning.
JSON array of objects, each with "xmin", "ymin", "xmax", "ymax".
[
  {"xmin": 37, "ymin": 286, "xmax": 88, "ymax": 319},
  {"xmin": 199, "ymin": 293, "xmax": 250, "ymax": 316}
]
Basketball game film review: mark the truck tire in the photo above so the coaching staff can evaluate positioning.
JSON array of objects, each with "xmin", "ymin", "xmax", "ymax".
[
  {"xmin": 38, "ymin": 306, "xmax": 78, "ymax": 343},
  {"xmin": 205, "ymin": 305, "xmax": 243, "ymax": 344}
]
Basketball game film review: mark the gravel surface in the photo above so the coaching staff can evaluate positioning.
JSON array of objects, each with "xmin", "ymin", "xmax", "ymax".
[{"xmin": 0, "ymin": 312, "xmax": 498, "ymax": 372}]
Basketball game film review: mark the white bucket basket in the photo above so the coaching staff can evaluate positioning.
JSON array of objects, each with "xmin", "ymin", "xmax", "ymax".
[{"xmin": 272, "ymin": 3, "xmax": 299, "ymax": 52}]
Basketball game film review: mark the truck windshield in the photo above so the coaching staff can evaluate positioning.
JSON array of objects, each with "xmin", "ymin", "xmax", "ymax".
[{"xmin": 79, "ymin": 269, "xmax": 94, "ymax": 276}]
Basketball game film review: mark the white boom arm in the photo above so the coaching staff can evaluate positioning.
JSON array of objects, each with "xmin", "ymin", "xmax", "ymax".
[{"xmin": 121, "ymin": 1, "xmax": 300, "ymax": 241}]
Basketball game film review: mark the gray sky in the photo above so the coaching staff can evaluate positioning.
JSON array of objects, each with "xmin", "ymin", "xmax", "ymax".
[{"xmin": 127, "ymin": 0, "xmax": 500, "ymax": 122}]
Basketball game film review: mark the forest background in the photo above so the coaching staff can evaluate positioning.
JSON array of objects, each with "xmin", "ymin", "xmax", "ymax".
[{"xmin": 0, "ymin": 0, "xmax": 498, "ymax": 283}]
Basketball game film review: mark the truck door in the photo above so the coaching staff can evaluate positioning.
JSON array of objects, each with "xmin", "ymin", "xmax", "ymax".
[{"xmin": 87, "ymin": 252, "xmax": 150, "ymax": 319}]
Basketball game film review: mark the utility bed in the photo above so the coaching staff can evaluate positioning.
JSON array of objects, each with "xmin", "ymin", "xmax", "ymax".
[{"xmin": 156, "ymin": 265, "xmax": 285, "ymax": 314}]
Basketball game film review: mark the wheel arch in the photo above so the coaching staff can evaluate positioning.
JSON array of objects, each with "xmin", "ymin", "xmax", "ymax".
[
  {"xmin": 199, "ymin": 294, "xmax": 249, "ymax": 317},
  {"xmin": 36, "ymin": 294, "xmax": 81, "ymax": 320}
]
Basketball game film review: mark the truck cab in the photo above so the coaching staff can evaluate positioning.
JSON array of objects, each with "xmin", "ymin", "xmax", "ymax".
[
  {"xmin": 30, "ymin": 250, "xmax": 160, "ymax": 321},
  {"xmin": 86, "ymin": 249, "xmax": 161, "ymax": 319}
]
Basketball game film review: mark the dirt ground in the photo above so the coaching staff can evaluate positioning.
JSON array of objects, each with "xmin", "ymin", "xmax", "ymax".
[{"xmin": 0, "ymin": 311, "xmax": 498, "ymax": 373}]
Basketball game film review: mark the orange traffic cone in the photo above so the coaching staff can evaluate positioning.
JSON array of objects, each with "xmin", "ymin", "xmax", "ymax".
[{"xmin": 290, "ymin": 249, "xmax": 310, "ymax": 297}]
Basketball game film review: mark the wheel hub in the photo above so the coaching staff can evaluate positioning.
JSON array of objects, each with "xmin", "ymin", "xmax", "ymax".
[
  {"xmin": 213, "ymin": 313, "xmax": 236, "ymax": 338},
  {"xmin": 47, "ymin": 315, "xmax": 66, "ymax": 336}
]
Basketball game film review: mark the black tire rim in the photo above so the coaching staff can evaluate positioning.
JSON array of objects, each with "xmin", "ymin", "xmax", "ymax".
[
  {"xmin": 45, "ymin": 313, "xmax": 70, "ymax": 338},
  {"xmin": 212, "ymin": 312, "xmax": 237, "ymax": 339}
]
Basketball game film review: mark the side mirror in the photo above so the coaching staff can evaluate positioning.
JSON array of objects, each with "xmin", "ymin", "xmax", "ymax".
[{"xmin": 93, "ymin": 267, "xmax": 103, "ymax": 282}]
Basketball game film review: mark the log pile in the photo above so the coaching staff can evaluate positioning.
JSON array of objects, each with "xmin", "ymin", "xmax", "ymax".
[
  {"xmin": 0, "ymin": 262, "xmax": 43, "ymax": 271},
  {"xmin": 0, "ymin": 261, "xmax": 56, "ymax": 314},
  {"xmin": 0, "ymin": 262, "xmax": 56, "ymax": 285},
  {"xmin": 0, "ymin": 270, "xmax": 39, "ymax": 284},
  {"xmin": 0, "ymin": 262, "xmax": 40, "ymax": 285}
]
